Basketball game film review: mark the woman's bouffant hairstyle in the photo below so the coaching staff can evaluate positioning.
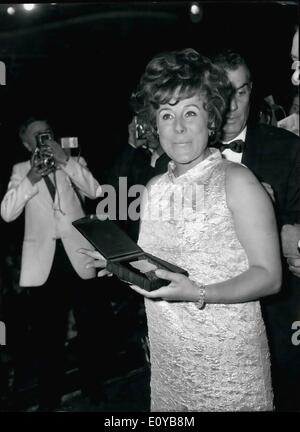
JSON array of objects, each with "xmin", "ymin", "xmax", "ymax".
[{"xmin": 130, "ymin": 48, "xmax": 233, "ymax": 143}]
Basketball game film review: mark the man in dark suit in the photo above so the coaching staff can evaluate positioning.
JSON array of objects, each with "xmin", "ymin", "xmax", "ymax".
[
  {"xmin": 102, "ymin": 116, "xmax": 170, "ymax": 241},
  {"xmin": 212, "ymin": 50, "xmax": 300, "ymax": 411},
  {"xmin": 283, "ymin": 25, "xmax": 300, "ymax": 279}
]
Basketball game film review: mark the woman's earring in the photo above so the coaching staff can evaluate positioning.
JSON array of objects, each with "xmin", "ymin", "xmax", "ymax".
[{"xmin": 208, "ymin": 122, "xmax": 215, "ymax": 137}]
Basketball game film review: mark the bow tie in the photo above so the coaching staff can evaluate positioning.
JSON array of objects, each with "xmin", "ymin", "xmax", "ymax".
[{"xmin": 217, "ymin": 139, "xmax": 244, "ymax": 153}]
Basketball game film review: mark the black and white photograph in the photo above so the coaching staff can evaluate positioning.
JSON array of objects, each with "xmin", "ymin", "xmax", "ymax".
[{"xmin": 0, "ymin": 0, "xmax": 299, "ymax": 415}]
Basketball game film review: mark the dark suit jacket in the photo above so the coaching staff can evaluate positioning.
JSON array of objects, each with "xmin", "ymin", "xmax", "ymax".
[
  {"xmin": 102, "ymin": 146, "xmax": 170, "ymax": 190},
  {"xmin": 242, "ymin": 124, "xmax": 300, "ymax": 227},
  {"xmin": 241, "ymin": 124, "xmax": 300, "ymax": 390},
  {"xmin": 102, "ymin": 146, "xmax": 170, "ymax": 241}
]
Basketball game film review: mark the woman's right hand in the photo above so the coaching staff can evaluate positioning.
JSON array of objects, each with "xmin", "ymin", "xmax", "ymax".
[{"xmin": 77, "ymin": 248, "xmax": 112, "ymax": 277}]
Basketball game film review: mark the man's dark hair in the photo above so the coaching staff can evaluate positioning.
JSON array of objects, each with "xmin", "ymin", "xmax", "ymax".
[
  {"xmin": 18, "ymin": 116, "xmax": 50, "ymax": 141},
  {"xmin": 212, "ymin": 49, "xmax": 252, "ymax": 82}
]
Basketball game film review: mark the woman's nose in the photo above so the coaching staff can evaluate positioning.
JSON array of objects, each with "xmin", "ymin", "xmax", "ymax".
[{"xmin": 174, "ymin": 117, "xmax": 186, "ymax": 133}]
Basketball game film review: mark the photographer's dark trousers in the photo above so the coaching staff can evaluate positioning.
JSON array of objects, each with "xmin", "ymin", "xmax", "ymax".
[{"xmin": 28, "ymin": 239, "xmax": 114, "ymax": 410}]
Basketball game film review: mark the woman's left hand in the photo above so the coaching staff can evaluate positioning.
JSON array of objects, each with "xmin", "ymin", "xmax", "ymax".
[
  {"xmin": 129, "ymin": 269, "xmax": 199, "ymax": 302},
  {"xmin": 77, "ymin": 248, "xmax": 112, "ymax": 277}
]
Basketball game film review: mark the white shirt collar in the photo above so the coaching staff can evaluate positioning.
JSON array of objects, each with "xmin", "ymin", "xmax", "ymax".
[{"xmin": 222, "ymin": 126, "xmax": 247, "ymax": 144}]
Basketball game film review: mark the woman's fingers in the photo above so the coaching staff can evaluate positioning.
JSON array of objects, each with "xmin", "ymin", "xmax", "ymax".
[
  {"xmin": 129, "ymin": 283, "xmax": 172, "ymax": 299},
  {"xmin": 77, "ymin": 248, "xmax": 106, "ymax": 267},
  {"xmin": 97, "ymin": 269, "xmax": 112, "ymax": 277},
  {"xmin": 86, "ymin": 259, "xmax": 106, "ymax": 269},
  {"xmin": 78, "ymin": 248, "xmax": 105, "ymax": 260},
  {"xmin": 129, "ymin": 284, "xmax": 156, "ymax": 297},
  {"xmin": 155, "ymin": 269, "xmax": 184, "ymax": 283},
  {"xmin": 78, "ymin": 248, "xmax": 107, "ymax": 269}
]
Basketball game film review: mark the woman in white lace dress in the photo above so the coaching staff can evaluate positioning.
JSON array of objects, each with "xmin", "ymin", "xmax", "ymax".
[{"xmin": 82, "ymin": 49, "xmax": 281, "ymax": 411}]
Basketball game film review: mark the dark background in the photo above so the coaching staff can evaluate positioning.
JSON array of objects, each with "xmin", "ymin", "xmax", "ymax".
[
  {"xmin": 0, "ymin": 1, "xmax": 298, "ymax": 178},
  {"xmin": 0, "ymin": 2, "xmax": 298, "ymax": 409},
  {"xmin": 0, "ymin": 0, "xmax": 298, "ymax": 240}
]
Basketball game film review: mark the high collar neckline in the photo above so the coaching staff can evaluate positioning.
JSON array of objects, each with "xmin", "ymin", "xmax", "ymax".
[{"xmin": 167, "ymin": 148, "xmax": 222, "ymax": 184}]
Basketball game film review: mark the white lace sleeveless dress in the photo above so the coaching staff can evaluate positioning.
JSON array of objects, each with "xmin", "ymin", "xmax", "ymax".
[{"xmin": 138, "ymin": 148, "xmax": 273, "ymax": 412}]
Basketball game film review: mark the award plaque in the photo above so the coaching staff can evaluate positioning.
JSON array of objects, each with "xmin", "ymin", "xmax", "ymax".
[{"xmin": 72, "ymin": 215, "xmax": 189, "ymax": 291}]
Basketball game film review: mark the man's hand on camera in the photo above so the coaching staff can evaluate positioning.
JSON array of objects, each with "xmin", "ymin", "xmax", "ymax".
[
  {"xmin": 27, "ymin": 164, "xmax": 53, "ymax": 185},
  {"xmin": 46, "ymin": 139, "xmax": 69, "ymax": 166}
]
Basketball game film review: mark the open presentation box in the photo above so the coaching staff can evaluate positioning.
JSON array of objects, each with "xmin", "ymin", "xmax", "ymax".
[{"xmin": 73, "ymin": 215, "xmax": 188, "ymax": 291}]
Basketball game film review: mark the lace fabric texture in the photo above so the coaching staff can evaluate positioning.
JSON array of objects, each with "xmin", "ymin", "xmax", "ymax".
[{"xmin": 138, "ymin": 148, "xmax": 273, "ymax": 412}]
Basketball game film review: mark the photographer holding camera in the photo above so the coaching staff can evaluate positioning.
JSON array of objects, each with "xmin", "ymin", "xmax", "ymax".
[{"xmin": 0, "ymin": 117, "xmax": 111, "ymax": 411}]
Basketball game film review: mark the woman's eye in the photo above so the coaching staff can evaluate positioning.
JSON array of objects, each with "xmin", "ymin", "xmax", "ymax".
[
  {"xmin": 162, "ymin": 113, "xmax": 173, "ymax": 120},
  {"xmin": 185, "ymin": 111, "xmax": 197, "ymax": 117}
]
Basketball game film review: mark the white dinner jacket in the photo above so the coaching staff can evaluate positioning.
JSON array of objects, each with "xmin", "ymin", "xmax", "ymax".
[{"xmin": 1, "ymin": 157, "xmax": 102, "ymax": 287}]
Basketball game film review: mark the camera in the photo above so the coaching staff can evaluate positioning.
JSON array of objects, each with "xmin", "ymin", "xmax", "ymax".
[
  {"xmin": 36, "ymin": 132, "xmax": 53, "ymax": 147},
  {"xmin": 135, "ymin": 116, "xmax": 149, "ymax": 141},
  {"xmin": 32, "ymin": 132, "xmax": 56, "ymax": 172}
]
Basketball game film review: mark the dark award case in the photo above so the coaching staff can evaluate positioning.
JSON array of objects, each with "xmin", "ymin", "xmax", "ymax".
[{"xmin": 73, "ymin": 215, "xmax": 189, "ymax": 291}]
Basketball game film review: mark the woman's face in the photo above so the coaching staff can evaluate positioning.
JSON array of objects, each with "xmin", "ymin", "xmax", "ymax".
[{"xmin": 156, "ymin": 94, "xmax": 209, "ymax": 175}]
